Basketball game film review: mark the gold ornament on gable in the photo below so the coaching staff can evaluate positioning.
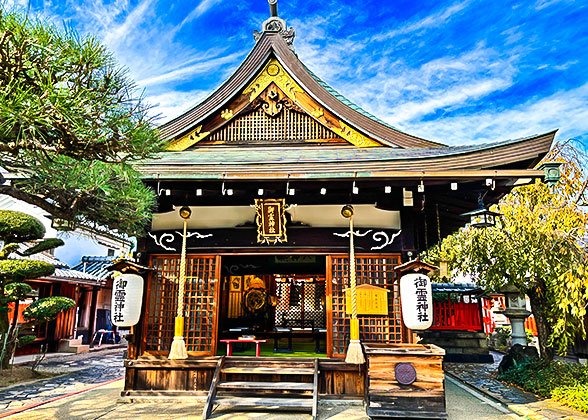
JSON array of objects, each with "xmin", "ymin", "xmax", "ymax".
[
  {"xmin": 243, "ymin": 59, "xmax": 303, "ymax": 103},
  {"xmin": 221, "ymin": 109, "xmax": 234, "ymax": 120},
  {"xmin": 166, "ymin": 125, "xmax": 211, "ymax": 151}
]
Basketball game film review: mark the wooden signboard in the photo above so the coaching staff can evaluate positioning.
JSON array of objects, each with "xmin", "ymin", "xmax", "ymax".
[
  {"xmin": 346, "ymin": 284, "xmax": 389, "ymax": 316},
  {"xmin": 255, "ymin": 198, "xmax": 287, "ymax": 244}
]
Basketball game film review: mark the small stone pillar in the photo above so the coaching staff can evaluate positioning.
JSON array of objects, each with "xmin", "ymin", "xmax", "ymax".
[{"xmin": 498, "ymin": 285, "xmax": 530, "ymax": 346}]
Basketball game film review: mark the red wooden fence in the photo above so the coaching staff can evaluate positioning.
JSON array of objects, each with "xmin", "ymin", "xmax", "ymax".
[{"xmin": 430, "ymin": 297, "xmax": 483, "ymax": 331}]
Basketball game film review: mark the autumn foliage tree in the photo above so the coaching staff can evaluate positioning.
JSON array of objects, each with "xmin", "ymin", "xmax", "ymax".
[
  {"xmin": 424, "ymin": 140, "xmax": 588, "ymax": 360},
  {"xmin": 0, "ymin": 7, "xmax": 164, "ymax": 235}
]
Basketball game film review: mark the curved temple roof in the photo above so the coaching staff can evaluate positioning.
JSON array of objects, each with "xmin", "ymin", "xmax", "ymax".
[
  {"xmin": 158, "ymin": 32, "xmax": 446, "ymax": 149},
  {"xmin": 149, "ymin": 13, "xmax": 556, "ymax": 175}
]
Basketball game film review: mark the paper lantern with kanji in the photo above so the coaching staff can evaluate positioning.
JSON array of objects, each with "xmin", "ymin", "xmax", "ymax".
[
  {"xmin": 111, "ymin": 273, "xmax": 143, "ymax": 327},
  {"xmin": 400, "ymin": 273, "xmax": 433, "ymax": 330}
]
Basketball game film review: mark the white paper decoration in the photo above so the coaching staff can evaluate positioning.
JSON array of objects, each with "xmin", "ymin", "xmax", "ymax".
[
  {"xmin": 400, "ymin": 273, "xmax": 433, "ymax": 330},
  {"xmin": 111, "ymin": 273, "xmax": 144, "ymax": 327}
]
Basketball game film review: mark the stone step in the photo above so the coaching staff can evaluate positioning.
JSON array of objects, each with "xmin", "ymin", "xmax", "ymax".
[{"xmin": 58, "ymin": 339, "xmax": 89, "ymax": 354}]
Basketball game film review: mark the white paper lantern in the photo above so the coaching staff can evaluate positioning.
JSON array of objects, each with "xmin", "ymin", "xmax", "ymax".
[
  {"xmin": 400, "ymin": 273, "xmax": 433, "ymax": 330},
  {"xmin": 111, "ymin": 273, "xmax": 144, "ymax": 327}
]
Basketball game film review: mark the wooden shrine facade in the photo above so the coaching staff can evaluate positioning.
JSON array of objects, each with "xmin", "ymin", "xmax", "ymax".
[{"xmin": 124, "ymin": 4, "xmax": 555, "ymax": 402}]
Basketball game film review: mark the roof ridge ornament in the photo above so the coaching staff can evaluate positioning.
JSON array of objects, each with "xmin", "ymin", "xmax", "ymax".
[{"xmin": 254, "ymin": 0, "xmax": 295, "ymax": 50}]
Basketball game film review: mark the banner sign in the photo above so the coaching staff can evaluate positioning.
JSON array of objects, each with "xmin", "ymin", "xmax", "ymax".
[
  {"xmin": 111, "ymin": 273, "xmax": 144, "ymax": 327},
  {"xmin": 346, "ymin": 284, "xmax": 389, "ymax": 315},
  {"xmin": 400, "ymin": 273, "xmax": 433, "ymax": 330},
  {"xmin": 255, "ymin": 198, "xmax": 287, "ymax": 244}
]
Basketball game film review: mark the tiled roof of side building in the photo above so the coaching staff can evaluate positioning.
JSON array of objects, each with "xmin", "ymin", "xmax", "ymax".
[
  {"xmin": 12, "ymin": 244, "xmax": 102, "ymax": 285},
  {"xmin": 432, "ymin": 283, "xmax": 484, "ymax": 293},
  {"xmin": 71, "ymin": 256, "xmax": 116, "ymax": 280}
]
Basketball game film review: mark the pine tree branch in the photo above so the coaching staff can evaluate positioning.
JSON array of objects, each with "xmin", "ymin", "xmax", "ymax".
[{"xmin": 0, "ymin": 185, "xmax": 72, "ymax": 221}]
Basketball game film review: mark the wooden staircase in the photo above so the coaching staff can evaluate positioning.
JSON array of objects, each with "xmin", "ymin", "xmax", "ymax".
[{"xmin": 203, "ymin": 357, "xmax": 319, "ymax": 419}]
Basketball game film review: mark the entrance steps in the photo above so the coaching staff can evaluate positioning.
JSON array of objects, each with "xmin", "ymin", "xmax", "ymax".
[
  {"xmin": 58, "ymin": 338, "xmax": 89, "ymax": 354},
  {"xmin": 203, "ymin": 357, "xmax": 318, "ymax": 419}
]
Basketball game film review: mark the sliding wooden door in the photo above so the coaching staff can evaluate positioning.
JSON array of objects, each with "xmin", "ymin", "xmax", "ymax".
[
  {"xmin": 144, "ymin": 255, "xmax": 221, "ymax": 356},
  {"xmin": 327, "ymin": 254, "xmax": 402, "ymax": 357}
]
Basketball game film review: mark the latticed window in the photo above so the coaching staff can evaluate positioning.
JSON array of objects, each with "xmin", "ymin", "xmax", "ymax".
[
  {"xmin": 329, "ymin": 255, "xmax": 402, "ymax": 356},
  {"xmin": 203, "ymin": 108, "xmax": 343, "ymax": 144},
  {"xmin": 145, "ymin": 255, "xmax": 219, "ymax": 355}
]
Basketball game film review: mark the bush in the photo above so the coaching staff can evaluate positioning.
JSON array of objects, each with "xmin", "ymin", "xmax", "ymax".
[
  {"xmin": 0, "ymin": 211, "xmax": 45, "ymax": 242},
  {"xmin": 22, "ymin": 297, "xmax": 75, "ymax": 325},
  {"xmin": 499, "ymin": 358, "xmax": 588, "ymax": 402},
  {"xmin": 0, "ymin": 260, "xmax": 55, "ymax": 282},
  {"xmin": 552, "ymin": 384, "xmax": 588, "ymax": 413}
]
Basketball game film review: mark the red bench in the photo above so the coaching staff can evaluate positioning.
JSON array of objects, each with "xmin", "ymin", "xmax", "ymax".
[{"xmin": 220, "ymin": 339, "xmax": 267, "ymax": 357}]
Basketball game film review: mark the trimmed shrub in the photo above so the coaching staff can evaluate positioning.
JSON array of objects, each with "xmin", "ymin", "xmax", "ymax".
[
  {"xmin": 0, "ymin": 260, "xmax": 55, "ymax": 281},
  {"xmin": 23, "ymin": 297, "xmax": 75, "ymax": 325},
  {"xmin": 0, "ymin": 211, "xmax": 45, "ymax": 242},
  {"xmin": 21, "ymin": 238, "xmax": 64, "ymax": 256}
]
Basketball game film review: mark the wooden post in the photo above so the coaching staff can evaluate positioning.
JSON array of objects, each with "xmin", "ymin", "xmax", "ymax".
[{"xmin": 88, "ymin": 286, "xmax": 99, "ymax": 348}]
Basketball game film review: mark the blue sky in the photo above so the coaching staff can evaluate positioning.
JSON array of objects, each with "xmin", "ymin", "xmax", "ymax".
[{"xmin": 7, "ymin": 0, "xmax": 588, "ymax": 146}]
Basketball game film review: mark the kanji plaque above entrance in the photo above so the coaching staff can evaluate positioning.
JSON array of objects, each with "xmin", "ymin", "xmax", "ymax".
[{"xmin": 255, "ymin": 198, "xmax": 287, "ymax": 244}]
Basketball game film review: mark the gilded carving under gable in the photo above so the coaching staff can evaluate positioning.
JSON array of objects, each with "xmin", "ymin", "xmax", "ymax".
[
  {"xmin": 332, "ymin": 121, "xmax": 381, "ymax": 148},
  {"xmin": 165, "ymin": 125, "xmax": 211, "ymax": 151},
  {"xmin": 243, "ymin": 59, "xmax": 303, "ymax": 103}
]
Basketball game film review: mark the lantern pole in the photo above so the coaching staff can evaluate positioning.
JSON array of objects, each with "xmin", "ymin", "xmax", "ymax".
[
  {"xmin": 342, "ymin": 205, "xmax": 365, "ymax": 364},
  {"xmin": 169, "ymin": 206, "xmax": 191, "ymax": 360}
]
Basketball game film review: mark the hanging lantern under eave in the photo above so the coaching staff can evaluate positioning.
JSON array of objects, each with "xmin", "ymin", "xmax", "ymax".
[{"xmin": 461, "ymin": 207, "xmax": 501, "ymax": 228}]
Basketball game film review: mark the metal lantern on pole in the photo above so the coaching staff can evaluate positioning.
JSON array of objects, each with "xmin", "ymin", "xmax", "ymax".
[
  {"xmin": 341, "ymin": 205, "xmax": 365, "ymax": 364},
  {"xmin": 461, "ymin": 195, "xmax": 501, "ymax": 229},
  {"xmin": 168, "ymin": 206, "xmax": 192, "ymax": 360}
]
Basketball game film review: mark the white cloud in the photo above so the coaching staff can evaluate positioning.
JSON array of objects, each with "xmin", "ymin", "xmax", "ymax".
[
  {"xmin": 138, "ymin": 51, "xmax": 245, "ymax": 87},
  {"xmin": 372, "ymin": 1, "xmax": 472, "ymax": 42},
  {"xmin": 147, "ymin": 89, "xmax": 210, "ymax": 123},
  {"xmin": 396, "ymin": 82, "xmax": 588, "ymax": 145},
  {"xmin": 177, "ymin": 0, "xmax": 222, "ymax": 30},
  {"xmin": 102, "ymin": 0, "xmax": 155, "ymax": 47}
]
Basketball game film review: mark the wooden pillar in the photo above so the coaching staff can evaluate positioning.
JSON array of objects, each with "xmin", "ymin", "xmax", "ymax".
[
  {"xmin": 88, "ymin": 286, "xmax": 99, "ymax": 348},
  {"xmin": 325, "ymin": 256, "xmax": 334, "ymax": 358}
]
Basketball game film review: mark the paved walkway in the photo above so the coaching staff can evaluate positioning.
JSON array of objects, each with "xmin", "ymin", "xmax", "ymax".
[
  {"xmin": 445, "ymin": 352, "xmax": 588, "ymax": 420},
  {"xmin": 0, "ymin": 348, "xmax": 125, "ymax": 414},
  {"xmin": 3, "ymin": 376, "xmax": 518, "ymax": 420}
]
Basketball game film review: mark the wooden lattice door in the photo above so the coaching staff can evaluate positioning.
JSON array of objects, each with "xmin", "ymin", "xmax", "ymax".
[
  {"xmin": 144, "ymin": 255, "xmax": 220, "ymax": 356},
  {"xmin": 327, "ymin": 254, "xmax": 402, "ymax": 357}
]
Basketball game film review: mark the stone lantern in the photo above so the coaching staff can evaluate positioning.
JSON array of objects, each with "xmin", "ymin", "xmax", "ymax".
[{"xmin": 498, "ymin": 284, "xmax": 531, "ymax": 346}]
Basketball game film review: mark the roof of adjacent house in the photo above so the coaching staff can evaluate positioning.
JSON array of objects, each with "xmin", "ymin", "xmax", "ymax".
[
  {"xmin": 71, "ymin": 256, "xmax": 116, "ymax": 280},
  {"xmin": 12, "ymin": 244, "xmax": 103, "ymax": 286},
  {"xmin": 432, "ymin": 283, "xmax": 484, "ymax": 294}
]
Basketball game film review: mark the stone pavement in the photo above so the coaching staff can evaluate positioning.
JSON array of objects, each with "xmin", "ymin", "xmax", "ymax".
[
  {"xmin": 4, "ymin": 376, "xmax": 518, "ymax": 420},
  {"xmin": 0, "ymin": 348, "xmax": 125, "ymax": 414},
  {"xmin": 445, "ymin": 352, "xmax": 588, "ymax": 420}
]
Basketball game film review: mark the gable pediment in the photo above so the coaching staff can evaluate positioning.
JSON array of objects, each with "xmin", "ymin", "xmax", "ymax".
[
  {"xmin": 166, "ymin": 59, "xmax": 383, "ymax": 150},
  {"xmin": 196, "ymin": 83, "xmax": 346, "ymax": 146}
]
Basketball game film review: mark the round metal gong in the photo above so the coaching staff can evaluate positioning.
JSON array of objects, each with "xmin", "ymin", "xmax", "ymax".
[{"xmin": 395, "ymin": 362, "xmax": 417, "ymax": 385}]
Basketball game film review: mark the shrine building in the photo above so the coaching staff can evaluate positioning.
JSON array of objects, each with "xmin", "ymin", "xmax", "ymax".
[{"xmin": 121, "ymin": 2, "xmax": 555, "ymax": 417}]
